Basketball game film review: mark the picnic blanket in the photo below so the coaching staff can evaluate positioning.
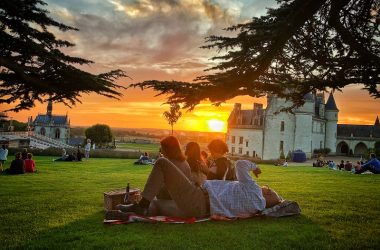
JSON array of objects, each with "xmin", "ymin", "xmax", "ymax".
[
  {"xmin": 104, "ymin": 215, "xmax": 210, "ymax": 224},
  {"xmin": 103, "ymin": 200, "xmax": 301, "ymax": 225}
]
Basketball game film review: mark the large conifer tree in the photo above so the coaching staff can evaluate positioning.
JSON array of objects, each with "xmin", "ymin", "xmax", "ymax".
[
  {"xmin": 0, "ymin": 0, "xmax": 126, "ymax": 111},
  {"xmin": 134, "ymin": 0, "xmax": 380, "ymax": 110}
]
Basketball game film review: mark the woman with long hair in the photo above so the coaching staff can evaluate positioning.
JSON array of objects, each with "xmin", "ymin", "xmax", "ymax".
[
  {"xmin": 158, "ymin": 136, "xmax": 191, "ymax": 192},
  {"xmin": 185, "ymin": 142, "xmax": 208, "ymax": 186}
]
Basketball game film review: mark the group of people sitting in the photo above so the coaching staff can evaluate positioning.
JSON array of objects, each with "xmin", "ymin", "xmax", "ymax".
[
  {"xmin": 106, "ymin": 136, "xmax": 283, "ymax": 220},
  {"xmin": 1, "ymin": 148, "xmax": 36, "ymax": 175},
  {"xmin": 55, "ymin": 147, "xmax": 83, "ymax": 162},
  {"xmin": 134, "ymin": 152, "xmax": 154, "ymax": 165},
  {"xmin": 322, "ymin": 154, "xmax": 380, "ymax": 174}
]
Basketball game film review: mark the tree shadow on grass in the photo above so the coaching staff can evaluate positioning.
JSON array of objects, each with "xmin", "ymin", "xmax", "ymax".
[{"xmin": 13, "ymin": 212, "xmax": 337, "ymax": 250}]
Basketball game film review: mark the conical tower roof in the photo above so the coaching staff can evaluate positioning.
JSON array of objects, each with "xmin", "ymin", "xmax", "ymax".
[
  {"xmin": 325, "ymin": 93, "xmax": 338, "ymax": 111},
  {"xmin": 375, "ymin": 116, "xmax": 380, "ymax": 126}
]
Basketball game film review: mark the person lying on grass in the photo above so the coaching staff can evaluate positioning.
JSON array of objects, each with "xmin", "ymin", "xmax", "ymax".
[
  {"xmin": 106, "ymin": 160, "xmax": 282, "ymax": 220},
  {"xmin": 355, "ymin": 153, "xmax": 380, "ymax": 174}
]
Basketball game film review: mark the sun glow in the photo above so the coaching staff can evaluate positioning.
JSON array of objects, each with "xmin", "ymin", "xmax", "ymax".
[{"xmin": 207, "ymin": 119, "xmax": 225, "ymax": 132}]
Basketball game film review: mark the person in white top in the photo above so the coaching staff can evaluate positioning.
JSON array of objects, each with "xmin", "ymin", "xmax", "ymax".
[
  {"xmin": 0, "ymin": 144, "xmax": 8, "ymax": 171},
  {"xmin": 84, "ymin": 139, "xmax": 91, "ymax": 159},
  {"xmin": 110, "ymin": 159, "xmax": 282, "ymax": 219}
]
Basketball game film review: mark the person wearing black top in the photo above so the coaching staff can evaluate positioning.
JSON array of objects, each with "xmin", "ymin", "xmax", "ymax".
[
  {"xmin": 2, "ymin": 152, "xmax": 25, "ymax": 175},
  {"xmin": 206, "ymin": 139, "xmax": 236, "ymax": 181}
]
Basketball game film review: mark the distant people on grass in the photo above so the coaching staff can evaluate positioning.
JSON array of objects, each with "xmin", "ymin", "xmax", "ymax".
[
  {"xmin": 21, "ymin": 148, "xmax": 28, "ymax": 160},
  {"xmin": 134, "ymin": 152, "xmax": 152, "ymax": 165},
  {"xmin": 2, "ymin": 152, "xmax": 24, "ymax": 175},
  {"xmin": 355, "ymin": 153, "xmax": 380, "ymax": 174},
  {"xmin": 24, "ymin": 153, "xmax": 36, "ymax": 173},
  {"xmin": 338, "ymin": 160, "xmax": 345, "ymax": 170},
  {"xmin": 0, "ymin": 144, "xmax": 8, "ymax": 171},
  {"xmin": 62, "ymin": 148, "xmax": 67, "ymax": 157},
  {"xmin": 84, "ymin": 139, "xmax": 91, "ymax": 159},
  {"xmin": 327, "ymin": 160, "xmax": 337, "ymax": 170},
  {"xmin": 54, "ymin": 147, "xmax": 81, "ymax": 162},
  {"xmin": 344, "ymin": 161, "xmax": 353, "ymax": 171},
  {"xmin": 207, "ymin": 139, "xmax": 236, "ymax": 180},
  {"xmin": 282, "ymin": 160, "xmax": 288, "ymax": 167},
  {"xmin": 185, "ymin": 142, "xmax": 208, "ymax": 186},
  {"xmin": 77, "ymin": 146, "xmax": 83, "ymax": 161}
]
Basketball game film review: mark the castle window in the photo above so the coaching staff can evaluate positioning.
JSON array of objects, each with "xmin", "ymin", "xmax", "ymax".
[
  {"xmin": 253, "ymin": 151, "xmax": 256, "ymax": 158},
  {"xmin": 246, "ymin": 141, "xmax": 248, "ymax": 147},
  {"xmin": 239, "ymin": 137, "xmax": 243, "ymax": 144},
  {"xmin": 320, "ymin": 123, "xmax": 323, "ymax": 133},
  {"xmin": 40, "ymin": 127, "xmax": 46, "ymax": 136},
  {"xmin": 55, "ymin": 128, "xmax": 60, "ymax": 139},
  {"xmin": 231, "ymin": 147, "xmax": 235, "ymax": 154},
  {"xmin": 246, "ymin": 151, "xmax": 249, "ymax": 156},
  {"xmin": 238, "ymin": 148, "xmax": 242, "ymax": 154},
  {"xmin": 232, "ymin": 136, "xmax": 235, "ymax": 144},
  {"xmin": 280, "ymin": 121, "xmax": 285, "ymax": 132},
  {"xmin": 280, "ymin": 141, "xmax": 284, "ymax": 152},
  {"xmin": 320, "ymin": 141, "xmax": 323, "ymax": 149}
]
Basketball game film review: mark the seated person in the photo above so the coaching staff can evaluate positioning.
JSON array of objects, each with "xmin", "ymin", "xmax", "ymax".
[
  {"xmin": 344, "ymin": 161, "xmax": 353, "ymax": 171},
  {"xmin": 338, "ymin": 160, "xmax": 345, "ymax": 170},
  {"xmin": 24, "ymin": 153, "xmax": 36, "ymax": 173},
  {"xmin": 355, "ymin": 153, "xmax": 380, "ymax": 174},
  {"xmin": 206, "ymin": 139, "xmax": 236, "ymax": 180},
  {"xmin": 76, "ymin": 148, "xmax": 82, "ymax": 162},
  {"xmin": 327, "ymin": 160, "xmax": 336, "ymax": 169},
  {"xmin": 2, "ymin": 152, "xmax": 25, "ymax": 175},
  {"xmin": 134, "ymin": 152, "xmax": 152, "ymax": 165},
  {"xmin": 109, "ymin": 159, "xmax": 281, "ymax": 219},
  {"xmin": 185, "ymin": 142, "xmax": 208, "ymax": 186}
]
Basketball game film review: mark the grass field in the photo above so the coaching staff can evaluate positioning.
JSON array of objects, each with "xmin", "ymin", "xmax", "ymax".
[
  {"xmin": 0, "ymin": 157, "xmax": 379, "ymax": 249},
  {"xmin": 116, "ymin": 142, "xmax": 160, "ymax": 153}
]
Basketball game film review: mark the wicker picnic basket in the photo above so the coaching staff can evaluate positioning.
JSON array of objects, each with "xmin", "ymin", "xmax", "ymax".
[{"xmin": 104, "ymin": 188, "xmax": 141, "ymax": 211}]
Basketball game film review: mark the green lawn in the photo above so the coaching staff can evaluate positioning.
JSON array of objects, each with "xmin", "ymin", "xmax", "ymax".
[
  {"xmin": 116, "ymin": 142, "xmax": 160, "ymax": 153},
  {"xmin": 0, "ymin": 157, "xmax": 379, "ymax": 249}
]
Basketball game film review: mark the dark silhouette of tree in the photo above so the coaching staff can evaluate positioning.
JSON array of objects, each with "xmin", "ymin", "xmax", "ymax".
[
  {"xmin": 163, "ymin": 103, "xmax": 182, "ymax": 135},
  {"xmin": 85, "ymin": 124, "xmax": 113, "ymax": 146},
  {"xmin": 0, "ymin": 0, "xmax": 127, "ymax": 112},
  {"xmin": 133, "ymin": 0, "xmax": 380, "ymax": 111}
]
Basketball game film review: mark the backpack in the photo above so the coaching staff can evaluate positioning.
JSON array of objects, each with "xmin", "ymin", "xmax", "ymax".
[{"xmin": 261, "ymin": 200, "xmax": 301, "ymax": 217}]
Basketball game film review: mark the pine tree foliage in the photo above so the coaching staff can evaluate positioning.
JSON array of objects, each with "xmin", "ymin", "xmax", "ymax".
[
  {"xmin": 133, "ymin": 0, "xmax": 380, "ymax": 110},
  {"xmin": 0, "ymin": 0, "xmax": 127, "ymax": 112}
]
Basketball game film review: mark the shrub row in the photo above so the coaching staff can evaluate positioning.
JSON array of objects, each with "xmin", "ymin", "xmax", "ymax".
[
  {"xmin": 313, "ymin": 148, "xmax": 331, "ymax": 155},
  {"xmin": 7, "ymin": 147, "xmax": 152, "ymax": 159}
]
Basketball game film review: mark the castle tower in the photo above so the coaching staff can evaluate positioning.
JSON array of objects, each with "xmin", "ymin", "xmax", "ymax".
[
  {"xmin": 293, "ymin": 93, "xmax": 314, "ymax": 156},
  {"xmin": 324, "ymin": 92, "xmax": 339, "ymax": 154},
  {"xmin": 47, "ymin": 101, "xmax": 53, "ymax": 117},
  {"xmin": 374, "ymin": 116, "xmax": 379, "ymax": 126}
]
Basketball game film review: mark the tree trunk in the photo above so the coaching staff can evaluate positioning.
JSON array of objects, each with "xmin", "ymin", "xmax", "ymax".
[{"xmin": 171, "ymin": 124, "xmax": 173, "ymax": 135}]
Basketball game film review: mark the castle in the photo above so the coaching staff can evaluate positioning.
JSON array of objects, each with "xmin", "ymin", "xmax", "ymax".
[
  {"xmin": 226, "ymin": 93, "xmax": 380, "ymax": 160},
  {"xmin": 28, "ymin": 101, "xmax": 70, "ymax": 144}
]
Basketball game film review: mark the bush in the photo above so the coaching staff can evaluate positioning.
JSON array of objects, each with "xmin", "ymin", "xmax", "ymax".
[{"xmin": 313, "ymin": 148, "xmax": 331, "ymax": 156}]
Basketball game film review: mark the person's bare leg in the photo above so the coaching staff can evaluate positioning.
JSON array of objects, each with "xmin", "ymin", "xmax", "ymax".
[{"xmin": 140, "ymin": 158, "xmax": 208, "ymax": 217}]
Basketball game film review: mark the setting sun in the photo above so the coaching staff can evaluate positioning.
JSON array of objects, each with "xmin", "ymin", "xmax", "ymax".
[{"xmin": 207, "ymin": 119, "xmax": 225, "ymax": 132}]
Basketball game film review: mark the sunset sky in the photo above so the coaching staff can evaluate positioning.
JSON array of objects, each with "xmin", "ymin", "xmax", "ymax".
[{"xmin": 4, "ymin": 0, "xmax": 380, "ymax": 132}]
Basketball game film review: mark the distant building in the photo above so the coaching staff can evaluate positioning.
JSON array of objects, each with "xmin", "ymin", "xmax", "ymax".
[
  {"xmin": 226, "ymin": 93, "xmax": 379, "ymax": 160},
  {"xmin": 29, "ymin": 101, "xmax": 70, "ymax": 143}
]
